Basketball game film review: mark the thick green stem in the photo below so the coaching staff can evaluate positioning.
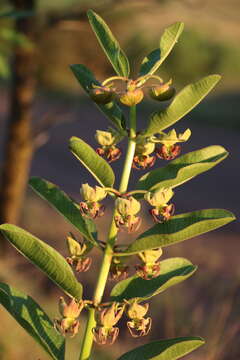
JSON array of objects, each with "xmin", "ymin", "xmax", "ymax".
[
  {"xmin": 79, "ymin": 308, "xmax": 95, "ymax": 360},
  {"xmin": 79, "ymin": 106, "xmax": 136, "ymax": 360}
]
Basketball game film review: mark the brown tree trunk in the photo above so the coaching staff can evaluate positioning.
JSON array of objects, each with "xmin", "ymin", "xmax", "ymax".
[{"xmin": 0, "ymin": 0, "xmax": 37, "ymax": 229}]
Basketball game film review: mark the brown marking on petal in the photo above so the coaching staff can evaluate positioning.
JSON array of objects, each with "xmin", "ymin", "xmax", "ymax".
[{"xmin": 156, "ymin": 144, "xmax": 181, "ymax": 160}]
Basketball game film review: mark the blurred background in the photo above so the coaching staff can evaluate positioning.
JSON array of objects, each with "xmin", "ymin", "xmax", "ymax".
[{"xmin": 0, "ymin": 0, "xmax": 239, "ymax": 359}]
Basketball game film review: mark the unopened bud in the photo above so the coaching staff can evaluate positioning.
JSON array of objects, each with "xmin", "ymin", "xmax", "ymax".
[
  {"xmin": 120, "ymin": 88, "xmax": 144, "ymax": 106},
  {"xmin": 89, "ymin": 86, "xmax": 115, "ymax": 104},
  {"xmin": 127, "ymin": 301, "xmax": 149, "ymax": 320},
  {"xmin": 115, "ymin": 197, "xmax": 141, "ymax": 217},
  {"xmin": 136, "ymin": 140, "xmax": 155, "ymax": 156},
  {"xmin": 67, "ymin": 236, "xmax": 86, "ymax": 257},
  {"xmin": 59, "ymin": 297, "xmax": 83, "ymax": 319},
  {"xmin": 149, "ymin": 80, "xmax": 175, "ymax": 101},
  {"xmin": 95, "ymin": 130, "xmax": 115, "ymax": 147},
  {"xmin": 144, "ymin": 188, "xmax": 174, "ymax": 207},
  {"xmin": 80, "ymin": 184, "xmax": 106, "ymax": 203}
]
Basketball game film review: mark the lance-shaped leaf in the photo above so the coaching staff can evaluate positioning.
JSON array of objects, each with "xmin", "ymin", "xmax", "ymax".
[
  {"xmin": 139, "ymin": 22, "xmax": 184, "ymax": 77},
  {"xmin": 117, "ymin": 337, "xmax": 205, "ymax": 360},
  {"xmin": 144, "ymin": 75, "xmax": 221, "ymax": 136},
  {"xmin": 70, "ymin": 64, "xmax": 126, "ymax": 130},
  {"xmin": 110, "ymin": 258, "xmax": 196, "ymax": 302},
  {"xmin": 135, "ymin": 145, "xmax": 228, "ymax": 194},
  {"xmin": 29, "ymin": 177, "xmax": 98, "ymax": 247},
  {"xmin": 123, "ymin": 209, "xmax": 235, "ymax": 255},
  {"xmin": 87, "ymin": 10, "xmax": 130, "ymax": 77},
  {"xmin": 0, "ymin": 283, "xmax": 65, "ymax": 360},
  {"xmin": 0, "ymin": 224, "xmax": 83, "ymax": 300},
  {"xmin": 69, "ymin": 136, "xmax": 115, "ymax": 187}
]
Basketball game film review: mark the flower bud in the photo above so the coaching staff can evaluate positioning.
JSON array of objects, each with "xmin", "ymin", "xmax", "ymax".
[
  {"xmin": 80, "ymin": 184, "xmax": 106, "ymax": 203},
  {"xmin": 59, "ymin": 297, "xmax": 83, "ymax": 319},
  {"xmin": 67, "ymin": 235, "xmax": 86, "ymax": 257},
  {"xmin": 120, "ymin": 88, "xmax": 144, "ymax": 106},
  {"xmin": 144, "ymin": 188, "xmax": 174, "ymax": 207},
  {"xmin": 115, "ymin": 197, "xmax": 142, "ymax": 232},
  {"xmin": 95, "ymin": 130, "xmax": 115, "ymax": 147},
  {"xmin": 115, "ymin": 197, "xmax": 141, "ymax": 217},
  {"xmin": 89, "ymin": 86, "xmax": 115, "ymax": 104},
  {"xmin": 136, "ymin": 248, "xmax": 162, "ymax": 280},
  {"xmin": 149, "ymin": 80, "xmax": 175, "ymax": 101},
  {"xmin": 127, "ymin": 301, "xmax": 149, "ymax": 320},
  {"xmin": 139, "ymin": 248, "xmax": 163, "ymax": 264},
  {"xmin": 135, "ymin": 140, "xmax": 155, "ymax": 156}
]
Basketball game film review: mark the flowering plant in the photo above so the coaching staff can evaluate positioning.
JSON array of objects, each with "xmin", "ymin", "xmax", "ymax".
[{"xmin": 0, "ymin": 10, "xmax": 235, "ymax": 360}]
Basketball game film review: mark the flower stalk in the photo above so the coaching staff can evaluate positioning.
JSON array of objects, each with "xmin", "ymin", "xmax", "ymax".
[{"xmin": 79, "ymin": 105, "xmax": 137, "ymax": 360}]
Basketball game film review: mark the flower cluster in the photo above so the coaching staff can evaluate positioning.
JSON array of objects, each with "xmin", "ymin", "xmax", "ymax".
[
  {"xmin": 126, "ymin": 301, "xmax": 152, "ymax": 337},
  {"xmin": 133, "ymin": 138, "xmax": 156, "ymax": 170},
  {"xmin": 145, "ymin": 187, "xmax": 175, "ymax": 223},
  {"xmin": 115, "ymin": 196, "xmax": 141, "ymax": 233},
  {"xmin": 95, "ymin": 128, "xmax": 123, "ymax": 163},
  {"xmin": 80, "ymin": 183, "xmax": 107, "ymax": 219},
  {"xmin": 154, "ymin": 128, "xmax": 191, "ymax": 160},
  {"xmin": 89, "ymin": 77, "xmax": 176, "ymax": 108},
  {"xmin": 93, "ymin": 303, "xmax": 125, "ymax": 345},
  {"xmin": 110, "ymin": 257, "xmax": 129, "ymax": 281},
  {"xmin": 66, "ymin": 234, "xmax": 92, "ymax": 273},
  {"xmin": 55, "ymin": 297, "xmax": 84, "ymax": 337},
  {"xmin": 136, "ymin": 248, "xmax": 163, "ymax": 280}
]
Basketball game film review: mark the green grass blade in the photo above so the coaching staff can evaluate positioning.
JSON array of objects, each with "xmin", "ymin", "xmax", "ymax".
[
  {"xmin": 29, "ymin": 177, "xmax": 98, "ymax": 247},
  {"xmin": 139, "ymin": 22, "xmax": 184, "ymax": 76},
  {"xmin": 70, "ymin": 64, "xmax": 126, "ymax": 130},
  {"xmin": 117, "ymin": 337, "xmax": 205, "ymax": 360},
  {"xmin": 110, "ymin": 257, "xmax": 196, "ymax": 302},
  {"xmin": 69, "ymin": 136, "xmax": 115, "ymax": 187},
  {"xmin": 135, "ymin": 145, "xmax": 228, "ymax": 195},
  {"xmin": 0, "ymin": 224, "xmax": 83, "ymax": 300},
  {"xmin": 87, "ymin": 10, "xmax": 130, "ymax": 77},
  {"xmin": 0, "ymin": 283, "xmax": 65, "ymax": 360},
  {"xmin": 145, "ymin": 75, "xmax": 221, "ymax": 136},
  {"xmin": 125, "ymin": 209, "xmax": 235, "ymax": 254}
]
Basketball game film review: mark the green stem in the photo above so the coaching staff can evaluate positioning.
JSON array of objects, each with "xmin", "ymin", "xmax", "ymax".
[
  {"xmin": 79, "ymin": 106, "xmax": 136, "ymax": 360},
  {"xmin": 79, "ymin": 308, "xmax": 95, "ymax": 360}
]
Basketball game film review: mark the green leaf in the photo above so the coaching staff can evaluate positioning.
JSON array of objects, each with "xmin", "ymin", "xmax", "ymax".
[
  {"xmin": 70, "ymin": 64, "xmax": 126, "ymax": 130},
  {"xmin": 117, "ymin": 337, "xmax": 205, "ymax": 360},
  {"xmin": 139, "ymin": 22, "xmax": 184, "ymax": 76},
  {"xmin": 69, "ymin": 136, "xmax": 115, "ymax": 187},
  {"xmin": 135, "ymin": 145, "xmax": 228, "ymax": 194},
  {"xmin": 87, "ymin": 10, "xmax": 130, "ymax": 77},
  {"xmin": 0, "ymin": 224, "xmax": 83, "ymax": 300},
  {"xmin": 29, "ymin": 177, "xmax": 98, "ymax": 247},
  {"xmin": 145, "ymin": 75, "xmax": 221, "ymax": 136},
  {"xmin": 124, "ymin": 209, "xmax": 235, "ymax": 254},
  {"xmin": 110, "ymin": 257, "xmax": 196, "ymax": 302},
  {"xmin": 0, "ymin": 283, "xmax": 65, "ymax": 360}
]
